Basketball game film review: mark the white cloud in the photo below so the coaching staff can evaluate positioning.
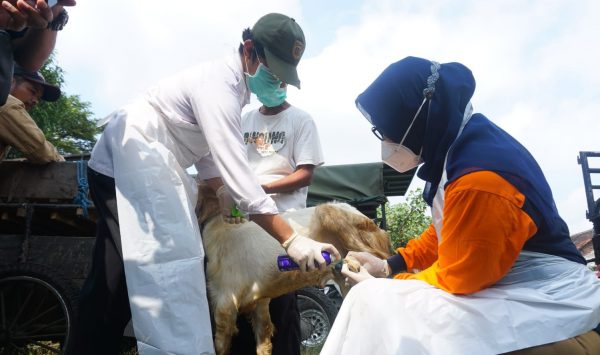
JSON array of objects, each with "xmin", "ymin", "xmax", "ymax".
[
  {"xmin": 55, "ymin": 0, "xmax": 303, "ymax": 116},
  {"xmin": 292, "ymin": 0, "xmax": 600, "ymax": 232},
  {"xmin": 54, "ymin": 0, "xmax": 600, "ymax": 233}
]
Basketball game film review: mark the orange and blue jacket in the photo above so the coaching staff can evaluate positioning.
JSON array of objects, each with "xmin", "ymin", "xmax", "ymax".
[{"xmin": 387, "ymin": 114, "xmax": 585, "ymax": 295}]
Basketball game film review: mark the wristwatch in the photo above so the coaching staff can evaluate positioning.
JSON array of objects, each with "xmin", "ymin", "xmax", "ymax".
[{"xmin": 47, "ymin": 9, "xmax": 69, "ymax": 31}]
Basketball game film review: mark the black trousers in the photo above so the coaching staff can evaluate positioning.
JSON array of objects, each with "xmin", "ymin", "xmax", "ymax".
[
  {"xmin": 70, "ymin": 168, "xmax": 131, "ymax": 355},
  {"xmin": 229, "ymin": 292, "xmax": 301, "ymax": 355}
]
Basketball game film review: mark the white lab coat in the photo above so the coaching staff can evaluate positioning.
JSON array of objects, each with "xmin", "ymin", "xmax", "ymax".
[
  {"xmin": 322, "ymin": 251, "xmax": 600, "ymax": 355},
  {"xmin": 88, "ymin": 54, "xmax": 278, "ymax": 355}
]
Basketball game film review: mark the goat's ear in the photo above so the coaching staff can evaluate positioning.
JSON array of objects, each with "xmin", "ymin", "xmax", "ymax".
[{"xmin": 355, "ymin": 217, "xmax": 380, "ymax": 232}]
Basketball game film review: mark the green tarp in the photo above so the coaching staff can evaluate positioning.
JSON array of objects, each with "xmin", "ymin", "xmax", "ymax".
[
  {"xmin": 306, "ymin": 162, "xmax": 415, "ymax": 217},
  {"xmin": 307, "ymin": 162, "xmax": 385, "ymax": 207}
]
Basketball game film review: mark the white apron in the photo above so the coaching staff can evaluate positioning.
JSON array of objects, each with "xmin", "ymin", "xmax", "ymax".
[
  {"xmin": 320, "ymin": 252, "xmax": 600, "ymax": 354},
  {"xmin": 105, "ymin": 99, "xmax": 214, "ymax": 355},
  {"xmin": 321, "ymin": 103, "xmax": 600, "ymax": 354}
]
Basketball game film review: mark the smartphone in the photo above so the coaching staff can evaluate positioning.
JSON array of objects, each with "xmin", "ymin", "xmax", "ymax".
[{"xmin": 47, "ymin": 0, "xmax": 58, "ymax": 7}]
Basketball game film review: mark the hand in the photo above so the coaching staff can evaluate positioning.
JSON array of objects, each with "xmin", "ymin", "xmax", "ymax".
[
  {"xmin": 346, "ymin": 251, "xmax": 389, "ymax": 278},
  {"xmin": 341, "ymin": 263, "xmax": 374, "ymax": 286},
  {"xmin": 2, "ymin": 0, "xmax": 53, "ymax": 29},
  {"xmin": 282, "ymin": 232, "xmax": 340, "ymax": 272},
  {"xmin": 1, "ymin": 1, "xmax": 26, "ymax": 30},
  {"xmin": 216, "ymin": 185, "xmax": 246, "ymax": 224}
]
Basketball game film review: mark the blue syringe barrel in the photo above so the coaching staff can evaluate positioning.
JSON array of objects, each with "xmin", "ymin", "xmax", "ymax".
[{"xmin": 277, "ymin": 251, "xmax": 332, "ymax": 271}]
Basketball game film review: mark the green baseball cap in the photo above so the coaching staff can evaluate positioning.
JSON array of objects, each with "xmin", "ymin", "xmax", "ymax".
[{"xmin": 252, "ymin": 13, "xmax": 305, "ymax": 89}]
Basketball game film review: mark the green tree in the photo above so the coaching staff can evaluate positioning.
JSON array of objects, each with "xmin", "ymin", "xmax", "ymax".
[
  {"xmin": 379, "ymin": 188, "xmax": 431, "ymax": 249},
  {"xmin": 16, "ymin": 56, "xmax": 98, "ymax": 156}
]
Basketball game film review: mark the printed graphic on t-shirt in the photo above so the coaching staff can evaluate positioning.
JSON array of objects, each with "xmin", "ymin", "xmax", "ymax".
[{"xmin": 243, "ymin": 131, "xmax": 286, "ymax": 157}]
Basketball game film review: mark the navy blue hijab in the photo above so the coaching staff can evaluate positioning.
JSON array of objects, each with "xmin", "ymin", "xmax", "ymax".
[
  {"xmin": 356, "ymin": 56, "xmax": 475, "ymax": 205},
  {"xmin": 356, "ymin": 56, "xmax": 584, "ymax": 264}
]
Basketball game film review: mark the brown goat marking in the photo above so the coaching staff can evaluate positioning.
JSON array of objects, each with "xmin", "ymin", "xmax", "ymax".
[
  {"xmin": 313, "ymin": 204, "xmax": 393, "ymax": 260},
  {"xmin": 251, "ymin": 299, "xmax": 274, "ymax": 355},
  {"xmin": 214, "ymin": 304, "xmax": 240, "ymax": 355}
]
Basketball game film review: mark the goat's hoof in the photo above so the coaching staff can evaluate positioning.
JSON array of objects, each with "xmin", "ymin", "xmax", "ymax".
[{"xmin": 344, "ymin": 255, "xmax": 361, "ymax": 272}]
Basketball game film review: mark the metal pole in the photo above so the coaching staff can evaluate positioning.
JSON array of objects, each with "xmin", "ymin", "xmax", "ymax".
[
  {"xmin": 381, "ymin": 202, "xmax": 387, "ymax": 230},
  {"xmin": 578, "ymin": 151, "xmax": 600, "ymax": 277}
]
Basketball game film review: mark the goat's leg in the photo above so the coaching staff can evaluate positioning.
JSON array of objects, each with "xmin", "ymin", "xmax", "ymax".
[
  {"xmin": 213, "ymin": 301, "xmax": 240, "ymax": 355},
  {"xmin": 250, "ymin": 299, "xmax": 274, "ymax": 355}
]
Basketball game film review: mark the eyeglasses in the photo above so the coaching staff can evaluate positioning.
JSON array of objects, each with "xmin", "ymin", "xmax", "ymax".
[
  {"xmin": 370, "ymin": 97, "xmax": 430, "ymax": 144},
  {"xmin": 371, "ymin": 126, "xmax": 384, "ymax": 141}
]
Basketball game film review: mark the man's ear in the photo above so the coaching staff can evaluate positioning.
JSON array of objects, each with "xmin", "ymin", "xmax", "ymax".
[{"xmin": 242, "ymin": 39, "xmax": 254, "ymax": 59}]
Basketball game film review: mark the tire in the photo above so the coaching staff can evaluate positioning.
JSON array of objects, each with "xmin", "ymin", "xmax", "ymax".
[
  {"xmin": 297, "ymin": 286, "xmax": 338, "ymax": 350},
  {"xmin": 0, "ymin": 263, "xmax": 79, "ymax": 354},
  {"xmin": 322, "ymin": 283, "xmax": 343, "ymax": 310}
]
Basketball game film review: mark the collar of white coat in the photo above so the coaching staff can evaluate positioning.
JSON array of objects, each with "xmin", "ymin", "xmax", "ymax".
[{"xmin": 226, "ymin": 51, "xmax": 251, "ymax": 107}]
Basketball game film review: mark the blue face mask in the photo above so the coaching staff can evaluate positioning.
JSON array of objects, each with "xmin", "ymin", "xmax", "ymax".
[{"xmin": 246, "ymin": 63, "xmax": 287, "ymax": 107}]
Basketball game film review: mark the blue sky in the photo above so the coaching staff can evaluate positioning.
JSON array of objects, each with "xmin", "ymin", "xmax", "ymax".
[{"xmin": 54, "ymin": 0, "xmax": 600, "ymax": 234}]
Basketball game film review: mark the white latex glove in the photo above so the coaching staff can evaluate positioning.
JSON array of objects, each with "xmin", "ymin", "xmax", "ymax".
[
  {"xmin": 282, "ymin": 232, "xmax": 340, "ymax": 272},
  {"xmin": 341, "ymin": 263, "xmax": 374, "ymax": 286},
  {"xmin": 346, "ymin": 251, "xmax": 390, "ymax": 278},
  {"xmin": 215, "ymin": 185, "xmax": 246, "ymax": 224}
]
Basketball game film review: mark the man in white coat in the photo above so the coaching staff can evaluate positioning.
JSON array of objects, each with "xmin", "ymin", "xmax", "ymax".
[{"xmin": 71, "ymin": 13, "xmax": 339, "ymax": 355}]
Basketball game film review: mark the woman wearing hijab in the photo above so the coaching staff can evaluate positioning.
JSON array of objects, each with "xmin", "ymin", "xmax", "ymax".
[{"xmin": 321, "ymin": 57, "xmax": 600, "ymax": 354}]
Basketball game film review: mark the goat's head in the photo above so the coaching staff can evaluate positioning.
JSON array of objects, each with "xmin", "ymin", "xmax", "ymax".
[
  {"xmin": 309, "ymin": 203, "xmax": 393, "ymax": 295},
  {"xmin": 310, "ymin": 203, "xmax": 392, "ymax": 259}
]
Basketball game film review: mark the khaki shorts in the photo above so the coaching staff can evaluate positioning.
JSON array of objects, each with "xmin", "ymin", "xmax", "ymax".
[{"xmin": 502, "ymin": 331, "xmax": 600, "ymax": 355}]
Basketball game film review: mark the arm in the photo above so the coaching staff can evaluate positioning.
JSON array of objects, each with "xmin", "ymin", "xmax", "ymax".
[
  {"xmin": 262, "ymin": 164, "xmax": 315, "ymax": 194},
  {"xmin": 10, "ymin": 1, "xmax": 74, "ymax": 71},
  {"xmin": 265, "ymin": 110, "xmax": 324, "ymax": 194},
  {"xmin": 12, "ymin": 28, "xmax": 56, "ymax": 71},
  {"xmin": 189, "ymin": 69, "xmax": 339, "ymax": 267},
  {"xmin": 393, "ymin": 223, "xmax": 439, "ymax": 273},
  {"xmin": 190, "ymin": 75, "xmax": 278, "ymax": 217},
  {"xmin": 394, "ymin": 171, "xmax": 537, "ymax": 294},
  {"xmin": 203, "ymin": 176, "xmax": 308, "ymax": 245},
  {"xmin": 377, "ymin": 223, "xmax": 438, "ymax": 276},
  {"xmin": 0, "ymin": 96, "xmax": 63, "ymax": 163},
  {"xmin": 249, "ymin": 213, "xmax": 294, "ymax": 244},
  {"xmin": 10, "ymin": 3, "xmax": 61, "ymax": 71},
  {"xmin": 343, "ymin": 224, "xmax": 438, "ymax": 280}
]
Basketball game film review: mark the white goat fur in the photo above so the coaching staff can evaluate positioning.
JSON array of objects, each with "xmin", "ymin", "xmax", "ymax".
[{"xmin": 196, "ymin": 184, "xmax": 392, "ymax": 355}]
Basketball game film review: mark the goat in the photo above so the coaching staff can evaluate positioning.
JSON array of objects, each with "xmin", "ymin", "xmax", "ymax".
[{"xmin": 196, "ymin": 183, "xmax": 392, "ymax": 355}]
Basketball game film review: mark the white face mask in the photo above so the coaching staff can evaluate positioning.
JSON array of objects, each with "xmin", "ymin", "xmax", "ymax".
[
  {"xmin": 382, "ymin": 141, "xmax": 422, "ymax": 172},
  {"xmin": 381, "ymin": 97, "xmax": 427, "ymax": 173}
]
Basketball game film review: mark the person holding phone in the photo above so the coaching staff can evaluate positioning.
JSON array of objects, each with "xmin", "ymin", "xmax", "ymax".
[{"xmin": 0, "ymin": 0, "xmax": 74, "ymax": 105}]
